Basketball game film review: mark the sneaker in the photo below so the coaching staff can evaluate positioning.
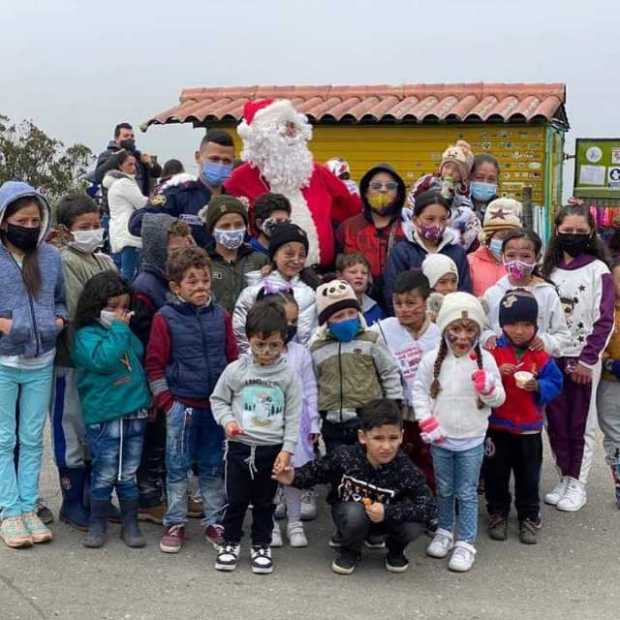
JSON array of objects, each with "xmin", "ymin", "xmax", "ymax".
[
  {"xmin": 159, "ymin": 524, "xmax": 185, "ymax": 553},
  {"xmin": 331, "ymin": 548, "xmax": 360, "ymax": 575},
  {"xmin": 364, "ymin": 533, "xmax": 386, "ymax": 549},
  {"xmin": 271, "ymin": 522, "xmax": 283, "ymax": 548},
  {"xmin": 544, "ymin": 477, "xmax": 569, "ymax": 506},
  {"xmin": 519, "ymin": 519, "xmax": 538, "ymax": 545},
  {"xmin": 274, "ymin": 487, "xmax": 286, "ymax": 520},
  {"xmin": 0, "ymin": 516, "xmax": 33, "ymax": 548},
  {"xmin": 556, "ymin": 478, "xmax": 587, "ymax": 512},
  {"xmin": 385, "ymin": 552, "xmax": 409, "ymax": 573},
  {"xmin": 328, "ymin": 531, "xmax": 343, "ymax": 548},
  {"xmin": 448, "ymin": 541, "xmax": 477, "ymax": 572},
  {"xmin": 250, "ymin": 545, "xmax": 273, "ymax": 574},
  {"xmin": 487, "ymin": 513, "xmax": 508, "ymax": 541},
  {"xmin": 205, "ymin": 524, "xmax": 224, "ymax": 548},
  {"xmin": 187, "ymin": 495, "xmax": 204, "ymax": 518},
  {"xmin": 426, "ymin": 528, "xmax": 453, "ymax": 558},
  {"xmin": 287, "ymin": 521, "xmax": 308, "ymax": 547},
  {"xmin": 215, "ymin": 543, "xmax": 240, "ymax": 572},
  {"xmin": 22, "ymin": 512, "xmax": 53, "ymax": 544},
  {"xmin": 138, "ymin": 503, "xmax": 166, "ymax": 525},
  {"xmin": 300, "ymin": 489, "xmax": 318, "ymax": 521},
  {"xmin": 36, "ymin": 501, "xmax": 54, "ymax": 525}
]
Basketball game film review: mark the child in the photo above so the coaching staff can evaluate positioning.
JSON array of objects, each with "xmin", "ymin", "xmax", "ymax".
[
  {"xmin": 384, "ymin": 190, "xmax": 472, "ymax": 312},
  {"xmin": 422, "ymin": 253, "xmax": 459, "ymax": 296},
  {"xmin": 201, "ymin": 195, "xmax": 269, "ymax": 313},
  {"xmin": 311, "ymin": 280, "xmax": 402, "ymax": 453},
  {"xmin": 482, "ymin": 229, "xmax": 570, "ymax": 358},
  {"xmin": 598, "ymin": 261, "xmax": 620, "ymax": 507},
  {"xmin": 211, "ymin": 302, "xmax": 301, "ymax": 574},
  {"xmin": 372, "ymin": 271, "xmax": 441, "ymax": 489},
  {"xmin": 52, "ymin": 192, "xmax": 116, "ymax": 531},
  {"xmin": 413, "ymin": 292, "xmax": 505, "ymax": 572},
  {"xmin": 250, "ymin": 192, "xmax": 292, "ymax": 255},
  {"xmin": 233, "ymin": 222, "xmax": 317, "ymax": 351},
  {"xmin": 0, "ymin": 181, "xmax": 67, "ymax": 548},
  {"xmin": 273, "ymin": 399, "xmax": 436, "ymax": 575},
  {"xmin": 336, "ymin": 253, "xmax": 383, "ymax": 326},
  {"xmin": 72, "ymin": 272, "xmax": 151, "ymax": 548},
  {"xmin": 145, "ymin": 246, "xmax": 237, "ymax": 553},
  {"xmin": 484, "ymin": 290, "xmax": 563, "ymax": 544},
  {"xmin": 542, "ymin": 204, "xmax": 614, "ymax": 511},
  {"xmin": 469, "ymin": 154, "xmax": 500, "ymax": 221}
]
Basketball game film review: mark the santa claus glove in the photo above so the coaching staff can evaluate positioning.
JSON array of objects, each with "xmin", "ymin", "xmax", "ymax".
[
  {"xmin": 419, "ymin": 416, "xmax": 446, "ymax": 444},
  {"xmin": 471, "ymin": 369, "xmax": 496, "ymax": 396}
]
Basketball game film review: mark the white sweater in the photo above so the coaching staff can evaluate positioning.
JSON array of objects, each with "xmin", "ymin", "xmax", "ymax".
[
  {"xmin": 104, "ymin": 171, "xmax": 147, "ymax": 252},
  {"xmin": 413, "ymin": 346, "xmax": 505, "ymax": 439}
]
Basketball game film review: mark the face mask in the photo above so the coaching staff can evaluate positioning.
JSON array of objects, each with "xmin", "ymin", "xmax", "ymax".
[
  {"xmin": 4, "ymin": 223, "xmax": 40, "ymax": 252},
  {"xmin": 504, "ymin": 259, "xmax": 536, "ymax": 281},
  {"xmin": 285, "ymin": 324, "xmax": 298, "ymax": 344},
  {"xmin": 201, "ymin": 161, "xmax": 233, "ymax": 187},
  {"xmin": 367, "ymin": 193, "xmax": 394, "ymax": 213},
  {"xmin": 213, "ymin": 227, "xmax": 245, "ymax": 250},
  {"xmin": 69, "ymin": 228, "xmax": 104, "ymax": 254},
  {"xmin": 119, "ymin": 139, "xmax": 136, "ymax": 152},
  {"xmin": 489, "ymin": 238, "xmax": 503, "ymax": 260},
  {"xmin": 261, "ymin": 217, "xmax": 289, "ymax": 238},
  {"xmin": 439, "ymin": 177, "xmax": 456, "ymax": 200},
  {"xmin": 99, "ymin": 309, "xmax": 117, "ymax": 328},
  {"xmin": 417, "ymin": 223, "xmax": 444, "ymax": 244},
  {"xmin": 557, "ymin": 233, "xmax": 591, "ymax": 258},
  {"xmin": 329, "ymin": 317, "xmax": 360, "ymax": 343},
  {"xmin": 470, "ymin": 181, "xmax": 497, "ymax": 203}
]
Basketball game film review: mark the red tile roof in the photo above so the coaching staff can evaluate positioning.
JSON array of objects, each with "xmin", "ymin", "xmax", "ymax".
[{"xmin": 142, "ymin": 83, "xmax": 568, "ymax": 130}]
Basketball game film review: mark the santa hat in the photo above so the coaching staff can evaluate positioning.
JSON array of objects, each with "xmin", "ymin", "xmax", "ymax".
[
  {"xmin": 238, "ymin": 98, "xmax": 306, "ymax": 140},
  {"xmin": 316, "ymin": 279, "xmax": 361, "ymax": 325},
  {"xmin": 439, "ymin": 140, "xmax": 474, "ymax": 181},
  {"xmin": 422, "ymin": 254, "xmax": 459, "ymax": 289},
  {"xmin": 436, "ymin": 292, "xmax": 487, "ymax": 334},
  {"xmin": 482, "ymin": 198, "xmax": 523, "ymax": 241}
]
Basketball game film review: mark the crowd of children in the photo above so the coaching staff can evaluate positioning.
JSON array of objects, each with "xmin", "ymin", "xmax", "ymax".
[{"xmin": 1, "ymin": 136, "xmax": 618, "ymax": 580}]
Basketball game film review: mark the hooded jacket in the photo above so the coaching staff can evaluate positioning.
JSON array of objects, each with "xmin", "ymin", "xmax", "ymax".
[
  {"xmin": 0, "ymin": 181, "xmax": 67, "ymax": 359},
  {"xmin": 467, "ymin": 244, "xmax": 507, "ymax": 297}
]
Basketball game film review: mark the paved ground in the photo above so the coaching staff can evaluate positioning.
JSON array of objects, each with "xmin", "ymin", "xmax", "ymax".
[{"xmin": 2, "ymin": 432, "xmax": 619, "ymax": 620}]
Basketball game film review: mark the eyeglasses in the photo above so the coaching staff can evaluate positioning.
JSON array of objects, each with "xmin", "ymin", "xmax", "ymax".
[{"xmin": 369, "ymin": 181, "xmax": 398, "ymax": 191}]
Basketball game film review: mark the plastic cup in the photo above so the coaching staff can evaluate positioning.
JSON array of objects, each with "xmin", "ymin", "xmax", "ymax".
[{"xmin": 514, "ymin": 371, "xmax": 534, "ymax": 389}]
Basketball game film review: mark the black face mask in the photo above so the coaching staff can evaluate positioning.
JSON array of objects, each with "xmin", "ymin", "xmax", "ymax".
[
  {"xmin": 286, "ymin": 324, "xmax": 298, "ymax": 344},
  {"xmin": 120, "ymin": 139, "xmax": 136, "ymax": 152},
  {"xmin": 557, "ymin": 233, "xmax": 591, "ymax": 258},
  {"xmin": 4, "ymin": 223, "xmax": 40, "ymax": 252}
]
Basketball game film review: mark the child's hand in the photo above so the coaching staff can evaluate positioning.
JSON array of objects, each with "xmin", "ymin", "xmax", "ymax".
[
  {"xmin": 528, "ymin": 336, "xmax": 545, "ymax": 352},
  {"xmin": 225, "ymin": 421, "xmax": 245, "ymax": 438},
  {"xmin": 522, "ymin": 378, "xmax": 538, "ymax": 392},
  {"xmin": 272, "ymin": 451, "xmax": 291, "ymax": 475},
  {"xmin": 116, "ymin": 310, "xmax": 134, "ymax": 325},
  {"xmin": 0, "ymin": 318, "xmax": 12, "ymax": 335},
  {"xmin": 271, "ymin": 466, "xmax": 295, "ymax": 486},
  {"xmin": 419, "ymin": 416, "xmax": 445, "ymax": 444},
  {"xmin": 483, "ymin": 336, "xmax": 497, "ymax": 351},
  {"xmin": 55, "ymin": 317, "xmax": 65, "ymax": 330},
  {"xmin": 499, "ymin": 363, "xmax": 518, "ymax": 376},
  {"xmin": 364, "ymin": 500, "xmax": 385, "ymax": 524},
  {"xmin": 472, "ymin": 369, "xmax": 496, "ymax": 395}
]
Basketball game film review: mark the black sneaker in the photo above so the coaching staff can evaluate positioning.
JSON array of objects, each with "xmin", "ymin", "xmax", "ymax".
[
  {"xmin": 331, "ymin": 549, "xmax": 359, "ymax": 575},
  {"xmin": 385, "ymin": 552, "xmax": 409, "ymax": 573},
  {"xmin": 364, "ymin": 533, "xmax": 386, "ymax": 549},
  {"xmin": 37, "ymin": 501, "xmax": 54, "ymax": 525},
  {"xmin": 519, "ymin": 519, "xmax": 538, "ymax": 545},
  {"xmin": 487, "ymin": 513, "xmax": 508, "ymax": 541},
  {"xmin": 215, "ymin": 543, "xmax": 241, "ymax": 572},
  {"xmin": 328, "ymin": 531, "xmax": 343, "ymax": 548},
  {"xmin": 251, "ymin": 545, "xmax": 273, "ymax": 574}
]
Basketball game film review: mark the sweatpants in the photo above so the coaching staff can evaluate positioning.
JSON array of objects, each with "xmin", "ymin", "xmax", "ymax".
[
  {"xmin": 596, "ymin": 379, "xmax": 620, "ymax": 467},
  {"xmin": 546, "ymin": 359, "xmax": 601, "ymax": 484},
  {"xmin": 223, "ymin": 442, "xmax": 281, "ymax": 547},
  {"xmin": 483, "ymin": 429, "xmax": 542, "ymax": 522},
  {"xmin": 137, "ymin": 409, "xmax": 166, "ymax": 508}
]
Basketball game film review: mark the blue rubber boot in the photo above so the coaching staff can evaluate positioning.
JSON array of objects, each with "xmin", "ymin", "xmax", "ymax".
[{"xmin": 59, "ymin": 467, "xmax": 90, "ymax": 531}]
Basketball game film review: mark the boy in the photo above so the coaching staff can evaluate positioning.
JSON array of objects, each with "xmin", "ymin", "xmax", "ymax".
[
  {"xmin": 201, "ymin": 195, "xmax": 268, "ymax": 313},
  {"xmin": 311, "ymin": 280, "xmax": 402, "ymax": 453},
  {"xmin": 52, "ymin": 191, "xmax": 116, "ymax": 531},
  {"xmin": 485, "ymin": 290, "xmax": 563, "ymax": 544},
  {"xmin": 274, "ymin": 399, "xmax": 436, "ymax": 575},
  {"xmin": 145, "ymin": 247, "xmax": 238, "ymax": 553},
  {"xmin": 211, "ymin": 301, "xmax": 301, "ymax": 574},
  {"xmin": 250, "ymin": 192, "xmax": 292, "ymax": 255},
  {"xmin": 336, "ymin": 253, "xmax": 383, "ymax": 326}
]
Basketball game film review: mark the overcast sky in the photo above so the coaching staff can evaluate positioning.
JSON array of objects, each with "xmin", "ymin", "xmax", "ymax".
[{"xmin": 2, "ymin": 0, "xmax": 618, "ymax": 196}]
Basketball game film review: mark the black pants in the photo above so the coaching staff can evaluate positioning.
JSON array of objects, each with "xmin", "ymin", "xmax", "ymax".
[
  {"xmin": 322, "ymin": 418, "xmax": 360, "ymax": 454},
  {"xmin": 483, "ymin": 429, "xmax": 542, "ymax": 522},
  {"xmin": 223, "ymin": 442, "xmax": 281, "ymax": 546},
  {"xmin": 137, "ymin": 410, "xmax": 166, "ymax": 508},
  {"xmin": 331, "ymin": 501, "xmax": 424, "ymax": 554}
]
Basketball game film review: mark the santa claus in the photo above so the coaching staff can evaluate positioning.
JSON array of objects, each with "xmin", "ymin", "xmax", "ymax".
[{"xmin": 224, "ymin": 98, "xmax": 361, "ymax": 269}]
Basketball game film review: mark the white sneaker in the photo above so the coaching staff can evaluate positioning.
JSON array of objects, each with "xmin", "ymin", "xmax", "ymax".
[
  {"xmin": 544, "ymin": 477, "xmax": 569, "ymax": 506},
  {"xmin": 250, "ymin": 545, "xmax": 273, "ymax": 574},
  {"xmin": 556, "ymin": 478, "xmax": 587, "ymax": 512},
  {"xmin": 300, "ymin": 489, "xmax": 318, "ymax": 521},
  {"xmin": 448, "ymin": 541, "xmax": 476, "ymax": 572},
  {"xmin": 426, "ymin": 528, "xmax": 454, "ymax": 559},
  {"xmin": 271, "ymin": 522, "xmax": 283, "ymax": 548},
  {"xmin": 215, "ymin": 544, "xmax": 241, "ymax": 572},
  {"xmin": 287, "ymin": 521, "xmax": 308, "ymax": 547}
]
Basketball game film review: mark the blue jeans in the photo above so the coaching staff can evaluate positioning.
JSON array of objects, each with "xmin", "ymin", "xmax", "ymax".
[
  {"xmin": 112, "ymin": 246, "xmax": 140, "ymax": 282},
  {"xmin": 0, "ymin": 363, "xmax": 53, "ymax": 518},
  {"xmin": 164, "ymin": 404, "xmax": 225, "ymax": 528},
  {"xmin": 85, "ymin": 415, "xmax": 146, "ymax": 502},
  {"xmin": 431, "ymin": 442, "xmax": 484, "ymax": 544}
]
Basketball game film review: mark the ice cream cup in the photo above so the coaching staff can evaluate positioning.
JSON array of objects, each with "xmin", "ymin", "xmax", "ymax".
[{"xmin": 514, "ymin": 371, "xmax": 534, "ymax": 389}]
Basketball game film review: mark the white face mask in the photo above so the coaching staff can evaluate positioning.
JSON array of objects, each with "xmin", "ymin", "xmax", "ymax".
[
  {"xmin": 99, "ymin": 309, "xmax": 117, "ymax": 328},
  {"xmin": 69, "ymin": 228, "xmax": 104, "ymax": 254}
]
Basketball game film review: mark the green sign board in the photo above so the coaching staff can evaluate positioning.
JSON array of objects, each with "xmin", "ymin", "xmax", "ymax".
[{"xmin": 574, "ymin": 138, "xmax": 620, "ymax": 199}]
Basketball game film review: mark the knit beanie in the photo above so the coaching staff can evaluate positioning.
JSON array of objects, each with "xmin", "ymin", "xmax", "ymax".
[
  {"xmin": 316, "ymin": 279, "xmax": 361, "ymax": 325},
  {"xmin": 422, "ymin": 254, "xmax": 459, "ymax": 288},
  {"xmin": 202, "ymin": 195, "xmax": 248, "ymax": 233},
  {"xmin": 482, "ymin": 198, "xmax": 522, "ymax": 241},
  {"xmin": 268, "ymin": 222, "xmax": 309, "ymax": 260},
  {"xmin": 499, "ymin": 289, "xmax": 538, "ymax": 328},
  {"xmin": 436, "ymin": 292, "xmax": 487, "ymax": 334},
  {"xmin": 439, "ymin": 140, "xmax": 474, "ymax": 181}
]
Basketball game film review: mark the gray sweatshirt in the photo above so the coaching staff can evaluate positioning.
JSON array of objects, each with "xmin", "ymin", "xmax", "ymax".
[{"xmin": 210, "ymin": 354, "xmax": 301, "ymax": 453}]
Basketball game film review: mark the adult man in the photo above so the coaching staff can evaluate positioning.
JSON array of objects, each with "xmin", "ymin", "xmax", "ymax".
[
  {"xmin": 129, "ymin": 129, "xmax": 235, "ymax": 247},
  {"xmin": 224, "ymin": 99, "xmax": 361, "ymax": 270}
]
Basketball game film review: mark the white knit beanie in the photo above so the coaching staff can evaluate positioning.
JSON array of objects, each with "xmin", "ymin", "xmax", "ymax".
[
  {"xmin": 436, "ymin": 292, "xmax": 487, "ymax": 334},
  {"xmin": 422, "ymin": 254, "xmax": 459, "ymax": 288}
]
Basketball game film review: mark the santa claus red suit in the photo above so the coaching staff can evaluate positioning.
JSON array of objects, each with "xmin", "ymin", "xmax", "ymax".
[{"xmin": 224, "ymin": 98, "xmax": 361, "ymax": 269}]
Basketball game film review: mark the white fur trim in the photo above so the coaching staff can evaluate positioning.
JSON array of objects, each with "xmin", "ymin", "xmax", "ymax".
[
  {"xmin": 160, "ymin": 172, "xmax": 196, "ymax": 191},
  {"xmin": 252, "ymin": 99, "xmax": 301, "ymax": 128},
  {"xmin": 278, "ymin": 188, "xmax": 321, "ymax": 266}
]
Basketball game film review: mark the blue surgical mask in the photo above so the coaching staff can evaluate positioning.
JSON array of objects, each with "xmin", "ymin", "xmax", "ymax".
[
  {"xmin": 213, "ymin": 227, "xmax": 245, "ymax": 250},
  {"xmin": 201, "ymin": 161, "xmax": 233, "ymax": 186},
  {"xmin": 470, "ymin": 181, "xmax": 497, "ymax": 204},
  {"xmin": 489, "ymin": 237, "xmax": 503, "ymax": 260},
  {"xmin": 329, "ymin": 317, "xmax": 360, "ymax": 343}
]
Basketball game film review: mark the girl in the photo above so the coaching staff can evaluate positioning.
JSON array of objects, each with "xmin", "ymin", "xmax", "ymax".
[
  {"xmin": 384, "ymin": 190, "xmax": 472, "ymax": 312},
  {"xmin": 336, "ymin": 253, "xmax": 383, "ymax": 326},
  {"xmin": 233, "ymin": 222, "xmax": 317, "ymax": 352},
  {"xmin": 413, "ymin": 292, "xmax": 505, "ymax": 572},
  {"xmin": 469, "ymin": 154, "xmax": 500, "ymax": 221},
  {"xmin": 0, "ymin": 181, "xmax": 67, "ymax": 549},
  {"xmin": 542, "ymin": 204, "xmax": 614, "ymax": 512},
  {"xmin": 72, "ymin": 272, "xmax": 151, "ymax": 548},
  {"xmin": 482, "ymin": 229, "xmax": 571, "ymax": 358}
]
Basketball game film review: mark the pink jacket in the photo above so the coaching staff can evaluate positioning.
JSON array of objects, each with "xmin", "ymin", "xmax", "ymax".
[{"xmin": 467, "ymin": 245, "xmax": 506, "ymax": 297}]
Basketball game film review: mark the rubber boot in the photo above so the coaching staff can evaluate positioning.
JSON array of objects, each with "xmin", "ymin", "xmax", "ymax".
[
  {"xmin": 83, "ymin": 499, "xmax": 109, "ymax": 548},
  {"xmin": 84, "ymin": 461, "xmax": 121, "ymax": 523},
  {"xmin": 59, "ymin": 467, "xmax": 90, "ymax": 531},
  {"xmin": 120, "ymin": 499, "xmax": 146, "ymax": 548}
]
